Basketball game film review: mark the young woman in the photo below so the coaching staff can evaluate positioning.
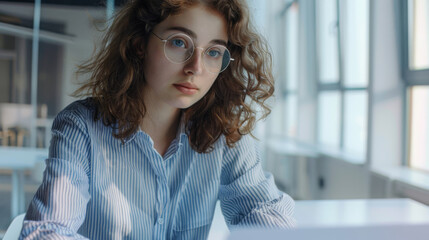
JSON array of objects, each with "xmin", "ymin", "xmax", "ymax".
[{"xmin": 20, "ymin": 0, "xmax": 295, "ymax": 239}]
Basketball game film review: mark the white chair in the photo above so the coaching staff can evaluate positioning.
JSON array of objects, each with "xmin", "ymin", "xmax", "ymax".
[{"xmin": 3, "ymin": 213, "xmax": 25, "ymax": 240}]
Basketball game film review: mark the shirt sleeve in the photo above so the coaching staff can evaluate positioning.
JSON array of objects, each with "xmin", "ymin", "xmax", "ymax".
[
  {"xmin": 19, "ymin": 106, "xmax": 91, "ymax": 240},
  {"xmin": 219, "ymin": 134, "xmax": 296, "ymax": 229}
]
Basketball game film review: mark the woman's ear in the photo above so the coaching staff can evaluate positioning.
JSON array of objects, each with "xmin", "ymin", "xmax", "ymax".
[{"xmin": 133, "ymin": 37, "xmax": 145, "ymax": 58}]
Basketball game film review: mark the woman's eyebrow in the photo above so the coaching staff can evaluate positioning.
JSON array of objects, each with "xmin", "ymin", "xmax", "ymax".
[
  {"xmin": 165, "ymin": 26, "xmax": 228, "ymax": 47},
  {"xmin": 211, "ymin": 39, "xmax": 228, "ymax": 47}
]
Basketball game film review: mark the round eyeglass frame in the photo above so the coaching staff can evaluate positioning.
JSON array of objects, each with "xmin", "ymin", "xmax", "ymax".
[{"xmin": 151, "ymin": 31, "xmax": 234, "ymax": 74}]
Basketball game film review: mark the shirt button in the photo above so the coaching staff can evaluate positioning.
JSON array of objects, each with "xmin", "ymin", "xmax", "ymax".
[{"xmin": 158, "ymin": 218, "xmax": 164, "ymax": 224}]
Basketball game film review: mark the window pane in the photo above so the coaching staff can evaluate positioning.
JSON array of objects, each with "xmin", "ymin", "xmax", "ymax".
[
  {"xmin": 318, "ymin": 91, "xmax": 341, "ymax": 147},
  {"xmin": 316, "ymin": 0, "xmax": 340, "ymax": 84},
  {"xmin": 269, "ymin": 98, "xmax": 284, "ymax": 137},
  {"xmin": 409, "ymin": 86, "xmax": 429, "ymax": 171},
  {"xmin": 341, "ymin": 0, "xmax": 369, "ymax": 88},
  {"xmin": 344, "ymin": 91, "xmax": 368, "ymax": 157},
  {"xmin": 286, "ymin": 2, "xmax": 299, "ymax": 91},
  {"xmin": 408, "ymin": 0, "xmax": 429, "ymax": 70},
  {"xmin": 268, "ymin": 94, "xmax": 297, "ymax": 138},
  {"xmin": 285, "ymin": 95, "xmax": 298, "ymax": 138}
]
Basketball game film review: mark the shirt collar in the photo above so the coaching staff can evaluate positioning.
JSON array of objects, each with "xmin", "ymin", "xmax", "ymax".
[
  {"xmin": 122, "ymin": 112, "xmax": 188, "ymax": 145},
  {"xmin": 176, "ymin": 113, "xmax": 188, "ymax": 142}
]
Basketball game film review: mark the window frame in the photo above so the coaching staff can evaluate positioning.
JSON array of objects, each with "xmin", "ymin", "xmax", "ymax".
[
  {"xmin": 277, "ymin": 0, "xmax": 299, "ymax": 139},
  {"xmin": 315, "ymin": 0, "xmax": 370, "ymax": 156},
  {"xmin": 399, "ymin": 0, "xmax": 429, "ymax": 85},
  {"xmin": 399, "ymin": 0, "xmax": 429, "ymax": 170}
]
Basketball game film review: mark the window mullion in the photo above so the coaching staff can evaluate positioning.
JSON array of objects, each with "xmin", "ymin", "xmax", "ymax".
[{"xmin": 337, "ymin": 0, "xmax": 345, "ymax": 150}]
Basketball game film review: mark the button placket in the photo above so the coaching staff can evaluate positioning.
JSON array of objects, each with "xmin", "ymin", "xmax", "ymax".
[{"xmin": 156, "ymin": 176, "xmax": 169, "ymax": 227}]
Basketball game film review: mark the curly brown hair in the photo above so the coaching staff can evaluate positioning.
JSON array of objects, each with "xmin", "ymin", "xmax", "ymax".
[{"xmin": 74, "ymin": 0, "xmax": 274, "ymax": 153}]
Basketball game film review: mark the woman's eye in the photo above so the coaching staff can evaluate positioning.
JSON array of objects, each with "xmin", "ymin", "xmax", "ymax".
[
  {"xmin": 208, "ymin": 50, "xmax": 221, "ymax": 58},
  {"xmin": 171, "ymin": 39, "xmax": 186, "ymax": 48}
]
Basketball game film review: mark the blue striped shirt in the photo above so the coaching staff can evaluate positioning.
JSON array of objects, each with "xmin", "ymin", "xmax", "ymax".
[{"xmin": 19, "ymin": 99, "xmax": 295, "ymax": 239}]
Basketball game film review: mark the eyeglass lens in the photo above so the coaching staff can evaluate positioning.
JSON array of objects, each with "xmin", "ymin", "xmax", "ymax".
[{"xmin": 163, "ymin": 33, "xmax": 232, "ymax": 73}]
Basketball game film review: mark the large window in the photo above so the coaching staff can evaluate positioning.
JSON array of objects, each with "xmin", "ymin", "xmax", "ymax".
[
  {"xmin": 316, "ymin": 0, "xmax": 369, "ymax": 158},
  {"xmin": 403, "ymin": 0, "xmax": 429, "ymax": 172}
]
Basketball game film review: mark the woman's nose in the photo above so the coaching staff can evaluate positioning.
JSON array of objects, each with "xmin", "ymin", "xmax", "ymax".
[{"xmin": 183, "ymin": 48, "xmax": 204, "ymax": 75}]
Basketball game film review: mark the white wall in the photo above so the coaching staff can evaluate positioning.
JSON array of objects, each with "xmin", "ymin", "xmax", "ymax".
[
  {"xmin": 40, "ymin": 5, "xmax": 106, "ymax": 109},
  {"xmin": 316, "ymin": 157, "xmax": 369, "ymax": 199}
]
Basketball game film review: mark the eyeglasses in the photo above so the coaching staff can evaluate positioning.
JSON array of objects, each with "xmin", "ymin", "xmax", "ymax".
[{"xmin": 151, "ymin": 32, "xmax": 234, "ymax": 74}]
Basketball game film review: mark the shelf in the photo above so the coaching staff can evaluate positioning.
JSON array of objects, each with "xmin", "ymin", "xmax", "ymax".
[{"xmin": 0, "ymin": 21, "xmax": 75, "ymax": 44}]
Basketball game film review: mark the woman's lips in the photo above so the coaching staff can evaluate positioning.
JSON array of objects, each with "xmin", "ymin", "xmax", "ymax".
[{"xmin": 173, "ymin": 83, "xmax": 198, "ymax": 95}]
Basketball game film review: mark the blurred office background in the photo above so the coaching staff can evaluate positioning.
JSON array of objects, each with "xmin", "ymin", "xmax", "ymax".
[{"xmin": 0, "ymin": 0, "xmax": 428, "ymax": 236}]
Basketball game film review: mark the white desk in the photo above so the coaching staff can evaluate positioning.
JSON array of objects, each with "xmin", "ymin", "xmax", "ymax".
[
  {"xmin": 208, "ymin": 198, "xmax": 429, "ymax": 240},
  {"xmin": 294, "ymin": 198, "xmax": 429, "ymax": 227},
  {"xmin": 0, "ymin": 147, "xmax": 48, "ymax": 219}
]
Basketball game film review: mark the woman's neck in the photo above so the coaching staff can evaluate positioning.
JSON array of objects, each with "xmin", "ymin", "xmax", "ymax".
[{"xmin": 140, "ymin": 102, "xmax": 181, "ymax": 157}]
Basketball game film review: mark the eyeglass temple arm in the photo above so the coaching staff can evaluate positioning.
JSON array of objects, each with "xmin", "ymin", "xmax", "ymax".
[{"xmin": 151, "ymin": 32, "xmax": 167, "ymax": 42}]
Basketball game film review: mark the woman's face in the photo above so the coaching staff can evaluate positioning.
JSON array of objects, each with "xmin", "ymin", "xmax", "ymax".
[{"xmin": 142, "ymin": 4, "xmax": 228, "ymax": 110}]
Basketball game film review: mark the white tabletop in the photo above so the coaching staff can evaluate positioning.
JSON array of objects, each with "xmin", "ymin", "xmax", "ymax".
[
  {"xmin": 0, "ymin": 147, "xmax": 48, "ymax": 169},
  {"xmin": 294, "ymin": 198, "xmax": 429, "ymax": 227},
  {"xmin": 208, "ymin": 198, "xmax": 429, "ymax": 240}
]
